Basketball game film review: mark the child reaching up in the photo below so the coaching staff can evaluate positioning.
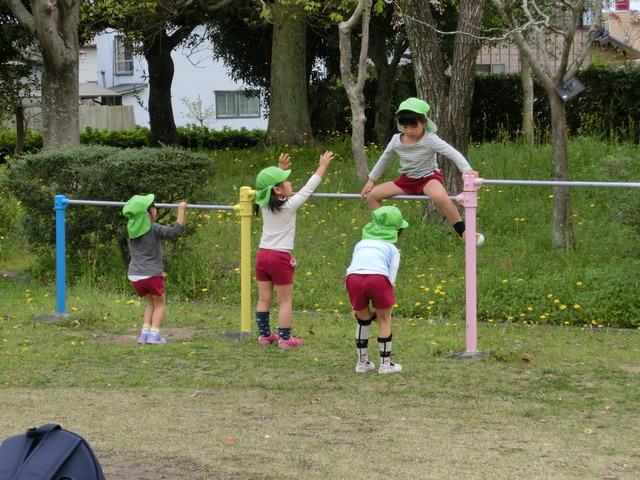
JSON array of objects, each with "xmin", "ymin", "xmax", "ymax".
[
  {"xmin": 360, "ymin": 97, "xmax": 484, "ymax": 245},
  {"xmin": 123, "ymin": 194, "xmax": 187, "ymax": 345},
  {"xmin": 254, "ymin": 150, "xmax": 334, "ymax": 349},
  {"xmin": 345, "ymin": 206, "xmax": 408, "ymax": 374}
]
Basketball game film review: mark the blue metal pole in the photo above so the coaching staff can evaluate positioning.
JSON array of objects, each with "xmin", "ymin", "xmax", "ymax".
[{"xmin": 55, "ymin": 195, "xmax": 68, "ymax": 315}]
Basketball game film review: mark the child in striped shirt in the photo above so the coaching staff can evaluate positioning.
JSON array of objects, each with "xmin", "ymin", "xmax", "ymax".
[{"xmin": 360, "ymin": 97, "xmax": 484, "ymax": 245}]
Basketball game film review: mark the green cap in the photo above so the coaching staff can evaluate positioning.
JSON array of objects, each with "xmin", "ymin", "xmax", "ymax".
[
  {"xmin": 362, "ymin": 206, "xmax": 409, "ymax": 243},
  {"xmin": 255, "ymin": 166, "xmax": 291, "ymax": 206},
  {"xmin": 396, "ymin": 97, "xmax": 437, "ymax": 133},
  {"xmin": 122, "ymin": 194, "xmax": 155, "ymax": 239}
]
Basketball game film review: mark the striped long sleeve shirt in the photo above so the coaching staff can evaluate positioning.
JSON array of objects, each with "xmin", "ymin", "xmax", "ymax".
[{"xmin": 368, "ymin": 133, "xmax": 472, "ymax": 181}]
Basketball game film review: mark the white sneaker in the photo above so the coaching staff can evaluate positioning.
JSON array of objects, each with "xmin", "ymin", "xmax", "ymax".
[
  {"xmin": 476, "ymin": 233, "xmax": 485, "ymax": 246},
  {"xmin": 378, "ymin": 362, "xmax": 403, "ymax": 374},
  {"xmin": 355, "ymin": 361, "xmax": 376, "ymax": 373}
]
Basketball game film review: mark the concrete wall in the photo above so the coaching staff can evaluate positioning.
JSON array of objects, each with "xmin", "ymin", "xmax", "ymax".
[{"xmin": 79, "ymin": 105, "xmax": 135, "ymax": 131}]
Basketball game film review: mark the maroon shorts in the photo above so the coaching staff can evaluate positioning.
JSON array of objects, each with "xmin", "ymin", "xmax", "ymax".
[
  {"xmin": 255, "ymin": 248, "xmax": 296, "ymax": 285},
  {"xmin": 393, "ymin": 170, "xmax": 444, "ymax": 195},
  {"xmin": 345, "ymin": 274, "xmax": 395, "ymax": 310},
  {"xmin": 131, "ymin": 276, "xmax": 165, "ymax": 297}
]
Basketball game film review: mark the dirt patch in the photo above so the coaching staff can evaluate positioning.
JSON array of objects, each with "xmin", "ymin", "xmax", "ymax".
[
  {"xmin": 619, "ymin": 364, "xmax": 640, "ymax": 374},
  {"xmin": 1, "ymin": 388, "xmax": 639, "ymax": 480},
  {"xmin": 81, "ymin": 327, "xmax": 200, "ymax": 345}
]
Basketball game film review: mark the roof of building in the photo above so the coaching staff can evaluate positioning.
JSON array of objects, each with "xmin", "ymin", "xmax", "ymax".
[
  {"xmin": 108, "ymin": 83, "xmax": 148, "ymax": 95},
  {"xmin": 79, "ymin": 82, "xmax": 122, "ymax": 98}
]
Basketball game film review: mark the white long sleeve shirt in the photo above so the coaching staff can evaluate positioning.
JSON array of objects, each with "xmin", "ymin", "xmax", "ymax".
[
  {"xmin": 368, "ymin": 132, "xmax": 472, "ymax": 181},
  {"xmin": 258, "ymin": 174, "xmax": 322, "ymax": 251},
  {"xmin": 346, "ymin": 239, "xmax": 401, "ymax": 285}
]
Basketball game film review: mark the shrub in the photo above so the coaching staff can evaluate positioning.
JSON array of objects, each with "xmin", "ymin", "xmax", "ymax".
[
  {"xmin": 176, "ymin": 125, "xmax": 264, "ymax": 149},
  {"xmin": 4, "ymin": 146, "xmax": 216, "ymax": 267},
  {"xmin": 80, "ymin": 126, "xmax": 151, "ymax": 148},
  {"xmin": 0, "ymin": 130, "xmax": 43, "ymax": 160}
]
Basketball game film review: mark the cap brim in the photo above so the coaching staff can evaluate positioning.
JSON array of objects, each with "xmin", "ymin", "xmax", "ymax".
[{"xmin": 401, "ymin": 219, "xmax": 409, "ymax": 229}]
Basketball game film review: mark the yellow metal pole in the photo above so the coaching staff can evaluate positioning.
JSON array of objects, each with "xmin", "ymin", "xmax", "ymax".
[{"xmin": 234, "ymin": 186, "xmax": 255, "ymax": 333}]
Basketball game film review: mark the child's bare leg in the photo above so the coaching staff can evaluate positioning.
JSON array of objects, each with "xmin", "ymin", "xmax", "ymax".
[
  {"xmin": 423, "ymin": 181, "xmax": 461, "ymax": 224},
  {"xmin": 256, "ymin": 280, "xmax": 273, "ymax": 311},
  {"xmin": 366, "ymin": 182, "xmax": 406, "ymax": 210},
  {"xmin": 149, "ymin": 294, "xmax": 166, "ymax": 329},
  {"xmin": 143, "ymin": 295, "xmax": 153, "ymax": 327},
  {"xmin": 274, "ymin": 283, "xmax": 293, "ymax": 329},
  {"xmin": 375, "ymin": 308, "xmax": 392, "ymax": 338}
]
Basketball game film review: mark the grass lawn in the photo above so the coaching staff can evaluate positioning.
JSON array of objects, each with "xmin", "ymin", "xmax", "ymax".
[
  {"xmin": 1, "ymin": 278, "xmax": 639, "ymax": 479},
  {"xmin": 1, "ymin": 137, "xmax": 640, "ymax": 478}
]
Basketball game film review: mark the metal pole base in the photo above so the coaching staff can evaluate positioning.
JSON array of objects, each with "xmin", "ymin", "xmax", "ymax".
[
  {"xmin": 446, "ymin": 350, "xmax": 488, "ymax": 360},
  {"xmin": 219, "ymin": 331, "xmax": 253, "ymax": 340},
  {"xmin": 34, "ymin": 312, "xmax": 69, "ymax": 324}
]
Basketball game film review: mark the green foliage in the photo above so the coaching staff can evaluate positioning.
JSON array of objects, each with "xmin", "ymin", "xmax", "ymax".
[
  {"xmin": 4, "ymin": 146, "xmax": 216, "ymax": 269},
  {"xmin": 80, "ymin": 126, "xmax": 151, "ymax": 148},
  {"xmin": 0, "ymin": 127, "xmax": 264, "ymax": 156},
  {"xmin": 470, "ymin": 64, "xmax": 640, "ymax": 143},
  {"xmin": 177, "ymin": 125, "xmax": 264, "ymax": 150},
  {"xmin": 4, "ymin": 138, "xmax": 640, "ymax": 328},
  {"xmin": 0, "ymin": 164, "xmax": 21, "ymax": 259},
  {"xmin": 0, "ymin": 130, "xmax": 43, "ymax": 159}
]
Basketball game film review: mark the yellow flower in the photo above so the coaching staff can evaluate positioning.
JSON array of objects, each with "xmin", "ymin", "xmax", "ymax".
[
  {"xmin": 559, "ymin": 304, "xmax": 567, "ymax": 310},
  {"xmin": 573, "ymin": 304, "xmax": 581, "ymax": 309},
  {"xmin": 127, "ymin": 300, "xmax": 135, "ymax": 305},
  {"xmin": 576, "ymin": 281, "xmax": 583, "ymax": 286},
  {"xmin": 547, "ymin": 293, "xmax": 554, "ymax": 298},
  {"xmin": 201, "ymin": 288, "xmax": 208, "ymax": 292}
]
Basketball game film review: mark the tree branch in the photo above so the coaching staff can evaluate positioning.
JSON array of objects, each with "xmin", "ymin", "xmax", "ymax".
[
  {"xmin": 198, "ymin": 0, "xmax": 234, "ymax": 13},
  {"xmin": 3, "ymin": 0, "xmax": 35, "ymax": 33}
]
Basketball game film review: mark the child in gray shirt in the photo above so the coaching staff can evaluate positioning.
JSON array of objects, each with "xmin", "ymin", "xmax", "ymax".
[
  {"xmin": 361, "ymin": 97, "xmax": 484, "ymax": 246},
  {"xmin": 122, "ymin": 194, "xmax": 186, "ymax": 344}
]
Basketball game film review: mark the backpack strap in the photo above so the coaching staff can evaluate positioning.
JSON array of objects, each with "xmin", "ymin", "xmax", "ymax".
[
  {"xmin": 13, "ymin": 427, "xmax": 81, "ymax": 480},
  {"xmin": 0, "ymin": 434, "xmax": 34, "ymax": 479}
]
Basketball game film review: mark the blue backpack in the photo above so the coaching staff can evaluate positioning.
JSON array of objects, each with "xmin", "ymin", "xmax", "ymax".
[{"xmin": 0, "ymin": 424, "xmax": 106, "ymax": 480}]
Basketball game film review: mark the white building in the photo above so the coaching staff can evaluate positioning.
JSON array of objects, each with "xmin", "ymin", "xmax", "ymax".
[{"xmin": 80, "ymin": 27, "xmax": 267, "ymax": 130}]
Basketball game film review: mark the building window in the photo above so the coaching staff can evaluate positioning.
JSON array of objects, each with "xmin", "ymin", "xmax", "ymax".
[
  {"xmin": 215, "ymin": 91, "xmax": 260, "ymax": 118},
  {"xmin": 475, "ymin": 64, "xmax": 491, "ymax": 73},
  {"xmin": 491, "ymin": 64, "xmax": 506, "ymax": 73},
  {"xmin": 114, "ymin": 36, "xmax": 133, "ymax": 75}
]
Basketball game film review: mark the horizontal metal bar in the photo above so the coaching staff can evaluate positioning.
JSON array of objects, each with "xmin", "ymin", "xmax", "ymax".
[
  {"xmin": 310, "ymin": 192, "xmax": 456, "ymax": 200},
  {"xmin": 481, "ymin": 179, "xmax": 640, "ymax": 188},
  {"xmin": 66, "ymin": 199, "xmax": 235, "ymax": 210}
]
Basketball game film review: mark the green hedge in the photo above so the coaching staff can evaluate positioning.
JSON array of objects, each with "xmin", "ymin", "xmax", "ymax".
[
  {"xmin": 3, "ymin": 146, "xmax": 216, "ymax": 263},
  {"xmin": 470, "ymin": 64, "xmax": 640, "ymax": 143},
  {"xmin": 0, "ymin": 126, "xmax": 265, "ymax": 159}
]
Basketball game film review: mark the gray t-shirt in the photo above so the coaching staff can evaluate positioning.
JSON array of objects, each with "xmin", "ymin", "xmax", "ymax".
[{"xmin": 127, "ymin": 222, "xmax": 185, "ymax": 277}]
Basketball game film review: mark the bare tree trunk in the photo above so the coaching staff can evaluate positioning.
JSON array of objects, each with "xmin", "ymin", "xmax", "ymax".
[
  {"xmin": 369, "ymin": 12, "xmax": 406, "ymax": 145},
  {"xmin": 14, "ymin": 104, "xmax": 25, "ymax": 155},
  {"xmin": 339, "ymin": 0, "xmax": 372, "ymax": 181},
  {"xmin": 5, "ymin": 0, "xmax": 80, "ymax": 149},
  {"xmin": 145, "ymin": 36, "xmax": 178, "ymax": 146},
  {"xmin": 520, "ymin": 55, "xmax": 534, "ymax": 145},
  {"xmin": 400, "ymin": 0, "xmax": 485, "ymax": 218},
  {"xmin": 265, "ymin": 1, "xmax": 313, "ymax": 146},
  {"xmin": 549, "ymin": 94, "xmax": 575, "ymax": 249}
]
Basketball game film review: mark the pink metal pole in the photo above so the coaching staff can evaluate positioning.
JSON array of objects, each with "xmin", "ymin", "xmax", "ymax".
[{"xmin": 455, "ymin": 172, "xmax": 482, "ymax": 355}]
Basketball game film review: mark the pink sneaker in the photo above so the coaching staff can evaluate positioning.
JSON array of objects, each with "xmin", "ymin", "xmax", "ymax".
[
  {"xmin": 278, "ymin": 336, "xmax": 303, "ymax": 349},
  {"xmin": 258, "ymin": 333, "xmax": 279, "ymax": 345}
]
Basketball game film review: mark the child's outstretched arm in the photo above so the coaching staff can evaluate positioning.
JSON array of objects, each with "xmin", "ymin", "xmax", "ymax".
[
  {"xmin": 288, "ymin": 151, "xmax": 333, "ymax": 210},
  {"xmin": 153, "ymin": 201, "xmax": 187, "ymax": 239},
  {"xmin": 361, "ymin": 140, "xmax": 397, "ymax": 198},
  {"xmin": 315, "ymin": 150, "xmax": 333, "ymax": 178}
]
